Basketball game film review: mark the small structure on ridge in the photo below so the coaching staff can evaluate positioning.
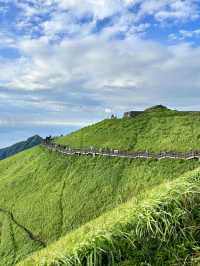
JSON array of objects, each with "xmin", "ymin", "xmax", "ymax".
[{"xmin": 123, "ymin": 111, "xmax": 143, "ymax": 118}]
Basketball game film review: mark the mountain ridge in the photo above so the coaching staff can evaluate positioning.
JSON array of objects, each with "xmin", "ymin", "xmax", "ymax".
[
  {"xmin": 56, "ymin": 107, "xmax": 200, "ymax": 152},
  {"xmin": 0, "ymin": 135, "xmax": 43, "ymax": 160},
  {"xmin": 1, "ymin": 107, "xmax": 200, "ymax": 265}
]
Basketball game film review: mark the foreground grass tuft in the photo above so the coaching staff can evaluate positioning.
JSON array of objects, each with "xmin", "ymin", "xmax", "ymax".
[{"xmin": 18, "ymin": 169, "xmax": 200, "ymax": 266}]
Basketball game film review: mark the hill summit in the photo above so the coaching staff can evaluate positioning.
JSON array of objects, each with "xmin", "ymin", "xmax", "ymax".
[
  {"xmin": 144, "ymin": 104, "xmax": 169, "ymax": 112},
  {"xmin": 56, "ymin": 106, "xmax": 200, "ymax": 152},
  {"xmin": 123, "ymin": 105, "xmax": 170, "ymax": 118}
]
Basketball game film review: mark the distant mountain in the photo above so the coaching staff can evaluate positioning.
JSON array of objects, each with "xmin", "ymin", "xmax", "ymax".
[{"xmin": 0, "ymin": 135, "xmax": 43, "ymax": 160}]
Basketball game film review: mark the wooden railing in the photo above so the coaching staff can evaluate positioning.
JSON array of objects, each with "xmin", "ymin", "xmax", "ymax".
[{"xmin": 42, "ymin": 142, "xmax": 200, "ymax": 161}]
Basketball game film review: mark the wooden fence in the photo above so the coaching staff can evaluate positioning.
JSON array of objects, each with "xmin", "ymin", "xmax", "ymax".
[{"xmin": 42, "ymin": 142, "xmax": 200, "ymax": 161}]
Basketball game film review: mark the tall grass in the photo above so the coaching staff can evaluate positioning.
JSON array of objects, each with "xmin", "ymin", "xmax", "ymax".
[
  {"xmin": 1, "ymin": 146, "xmax": 198, "ymax": 265},
  {"xmin": 2, "ymin": 108, "xmax": 200, "ymax": 265},
  {"xmin": 18, "ymin": 170, "xmax": 200, "ymax": 266}
]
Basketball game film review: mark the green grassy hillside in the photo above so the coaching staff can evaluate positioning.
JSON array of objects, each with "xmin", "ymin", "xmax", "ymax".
[
  {"xmin": 0, "ymin": 145, "xmax": 199, "ymax": 265},
  {"xmin": 56, "ymin": 108, "xmax": 200, "ymax": 152},
  {"xmin": 18, "ymin": 168, "xmax": 200, "ymax": 266},
  {"xmin": 1, "ymin": 107, "xmax": 200, "ymax": 265}
]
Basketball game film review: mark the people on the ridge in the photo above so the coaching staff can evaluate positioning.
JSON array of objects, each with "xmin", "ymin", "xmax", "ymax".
[{"xmin": 44, "ymin": 136, "xmax": 52, "ymax": 143}]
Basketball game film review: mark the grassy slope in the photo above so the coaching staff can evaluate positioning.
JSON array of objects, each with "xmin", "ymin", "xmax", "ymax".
[
  {"xmin": 56, "ymin": 109, "xmax": 200, "ymax": 152},
  {"xmin": 0, "ymin": 146, "xmax": 199, "ymax": 265},
  {"xmin": 1, "ymin": 107, "xmax": 200, "ymax": 265},
  {"xmin": 18, "ymin": 168, "xmax": 200, "ymax": 266}
]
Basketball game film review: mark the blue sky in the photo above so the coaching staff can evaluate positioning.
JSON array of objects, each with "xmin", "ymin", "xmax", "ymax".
[{"xmin": 0, "ymin": 0, "xmax": 200, "ymax": 147}]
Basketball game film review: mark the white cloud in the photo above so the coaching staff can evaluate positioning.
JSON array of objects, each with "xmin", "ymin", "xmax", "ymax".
[
  {"xmin": 30, "ymin": 120, "xmax": 92, "ymax": 127},
  {"xmin": 2, "ymin": 33, "xmax": 200, "ymax": 110},
  {"xmin": 11, "ymin": 0, "xmax": 199, "ymax": 41},
  {"xmin": 180, "ymin": 28, "xmax": 200, "ymax": 38},
  {"xmin": 1, "ymin": 0, "xmax": 200, "ymax": 130},
  {"xmin": 0, "ymin": 118, "xmax": 92, "ymax": 128},
  {"xmin": 169, "ymin": 28, "xmax": 200, "ymax": 41},
  {"xmin": 0, "ymin": 32, "xmax": 17, "ymax": 49},
  {"xmin": 56, "ymin": 0, "xmax": 131, "ymax": 19},
  {"xmin": 138, "ymin": 0, "xmax": 199, "ymax": 21},
  {"xmin": 105, "ymin": 108, "xmax": 112, "ymax": 114},
  {"xmin": 55, "ymin": 0, "xmax": 199, "ymax": 23}
]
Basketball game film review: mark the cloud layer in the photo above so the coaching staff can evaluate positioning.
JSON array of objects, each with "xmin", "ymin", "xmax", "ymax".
[{"xmin": 0, "ymin": 0, "xmax": 200, "ymax": 145}]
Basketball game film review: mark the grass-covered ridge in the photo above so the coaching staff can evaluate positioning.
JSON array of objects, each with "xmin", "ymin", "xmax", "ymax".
[
  {"xmin": 0, "ymin": 145, "xmax": 199, "ymax": 265},
  {"xmin": 0, "ymin": 135, "xmax": 42, "ymax": 160},
  {"xmin": 18, "ymin": 168, "xmax": 200, "ymax": 266},
  {"xmin": 56, "ymin": 108, "xmax": 200, "ymax": 152},
  {"xmin": 1, "ymin": 107, "xmax": 200, "ymax": 265}
]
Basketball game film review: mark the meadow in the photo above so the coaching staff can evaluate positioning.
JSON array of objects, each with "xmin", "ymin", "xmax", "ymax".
[
  {"xmin": 1, "ymin": 107, "xmax": 200, "ymax": 265},
  {"xmin": 0, "ymin": 146, "xmax": 199, "ymax": 265},
  {"xmin": 18, "ymin": 167, "xmax": 200, "ymax": 266}
]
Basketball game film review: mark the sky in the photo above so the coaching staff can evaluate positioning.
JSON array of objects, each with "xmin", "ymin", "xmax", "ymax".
[{"xmin": 0, "ymin": 0, "xmax": 200, "ymax": 147}]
